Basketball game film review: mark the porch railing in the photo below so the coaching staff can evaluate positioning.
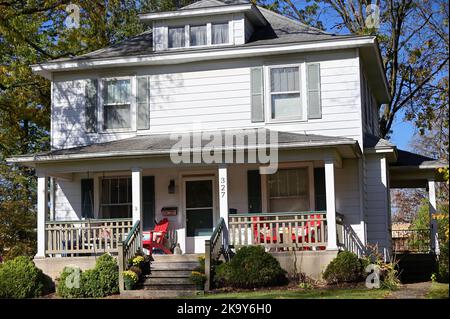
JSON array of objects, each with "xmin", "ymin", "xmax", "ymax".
[
  {"xmin": 118, "ymin": 220, "xmax": 141, "ymax": 293},
  {"xmin": 204, "ymin": 217, "xmax": 228, "ymax": 291},
  {"xmin": 228, "ymin": 211, "xmax": 328, "ymax": 250},
  {"xmin": 44, "ymin": 218, "xmax": 133, "ymax": 257}
]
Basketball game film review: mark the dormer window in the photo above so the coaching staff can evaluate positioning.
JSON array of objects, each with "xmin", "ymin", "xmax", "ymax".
[
  {"xmin": 190, "ymin": 25, "xmax": 207, "ymax": 46},
  {"xmin": 166, "ymin": 21, "xmax": 230, "ymax": 49},
  {"xmin": 168, "ymin": 26, "xmax": 185, "ymax": 48},
  {"xmin": 212, "ymin": 23, "xmax": 229, "ymax": 44}
]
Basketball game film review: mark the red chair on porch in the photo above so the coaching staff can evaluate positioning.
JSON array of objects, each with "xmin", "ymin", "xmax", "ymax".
[
  {"xmin": 252, "ymin": 216, "xmax": 278, "ymax": 244},
  {"xmin": 142, "ymin": 218, "xmax": 173, "ymax": 255},
  {"xmin": 292, "ymin": 214, "xmax": 326, "ymax": 250}
]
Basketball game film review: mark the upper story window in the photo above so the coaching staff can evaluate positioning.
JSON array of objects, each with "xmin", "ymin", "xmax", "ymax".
[
  {"xmin": 168, "ymin": 26, "xmax": 186, "ymax": 48},
  {"xmin": 167, "ymin": 21, "xmax": 229, "ymax": 49},
  {"xmin": 212, "ymin": 23, "xmax": 229, "ymax": 44},
  {"xmin": 269, "ymin": 66, "xmax": 301, "ymax": 120},
  {"xmin": 103, "ymin": 78, "xmax": 131, "ymax": 130},
  {"xmin": 190, "ymin": 24, "xmax": 207, "ymax": 46}
]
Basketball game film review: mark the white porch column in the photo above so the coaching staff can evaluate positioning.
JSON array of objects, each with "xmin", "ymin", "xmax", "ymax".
[
  {"xmin": 36, "ymin": 174, "xmax": 48, "ymax": 258},
  {"xmin": 132, "ymin": 168, "xmax": 143, "ymax": 235},
  {"xmin": 325, "ymin": 159, "xmax": 338, "ymax": 250},
  {"xmin": 428, "ymin": 180, "xmax": 439, "ymax": 254},
  {"xmin": 218, "ymin": 165, "xmax": 229, "ymax": 247}
]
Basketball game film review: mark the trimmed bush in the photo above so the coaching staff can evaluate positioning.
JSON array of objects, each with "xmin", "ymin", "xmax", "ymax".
[
  {"xmin": 0, "ymin": 256, "xmax": 50, "ymax": 298},
  {"xmin": 323, "ymin": 251, "xmax": 365, "ymax": 284},
  {"xmin": 214, "ymin": 246, "xmax": 287, "ymax": 289},
  {"xmin": 56, "ymin": 253, "xmax": 119, "ymax": 298},
  {"xmin": 56, "ymin": 267, "xmax": 84, "ymax": 298}
]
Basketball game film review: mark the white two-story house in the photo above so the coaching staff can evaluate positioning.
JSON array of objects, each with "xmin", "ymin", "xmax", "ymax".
[{"xmin": 8, "ymin": 0, "xmax": 445, "ymax": 284}]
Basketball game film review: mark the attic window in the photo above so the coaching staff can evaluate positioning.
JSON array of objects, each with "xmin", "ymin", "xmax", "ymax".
[
  {"xmin": 212, "ymin": 23, "xmax": 229, "ymax": 44},
  {"xmin": 168, "ymin": 26, "xmax": 185, "ymax": 48},
  {"xmin": 190, "ymin": 25, "xmax": 207, "ymax": 46}
]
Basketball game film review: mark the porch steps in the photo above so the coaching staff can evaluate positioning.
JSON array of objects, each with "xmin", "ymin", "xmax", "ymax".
[{"xmin": 133, "ymin": 254, "xmax": 203, "ymax": 298}]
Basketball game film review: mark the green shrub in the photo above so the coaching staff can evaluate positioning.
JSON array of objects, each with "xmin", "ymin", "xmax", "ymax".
[
  {"xmin": 0, "ymin": 256, "xmax": 50, "ymax": 298},
  {"xmin": 56, "ymin": 253, "xmax": 119, "ymax": 298},
  {"xmin": 214, "ymin": 246, "xmax": 287, "ymax": 289},
  {"xmin": 438, "ymin": 242, "xmax": 449, "ymax": 283},
  {"xmin": 323, "ymin": 251, "xmax": 365, "ymax": 284},
  {"xmin": 56, "ymin": 267, "xmax": 84, "ymax": 298}
]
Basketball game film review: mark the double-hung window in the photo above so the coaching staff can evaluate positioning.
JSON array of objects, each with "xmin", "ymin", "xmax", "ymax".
[
  {"xmin": 168, "ymin": 26, "xmax": 186, "ymax": 48},
  {"xmin": 269, "ymin": 66, "xmax": 302, "ymax": 120},
  {"xmin": 103, "ymin": 78, "xmax": 131, "ymax": 130},
  {"xmin": 101, "ymin": 177, "xmax": 132, "ymax": 219}
]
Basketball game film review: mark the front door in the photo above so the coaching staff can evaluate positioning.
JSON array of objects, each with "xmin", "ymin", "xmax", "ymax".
[{"xmin": 184, "ymin": 177, "xmax": 216, "ymax": 253}]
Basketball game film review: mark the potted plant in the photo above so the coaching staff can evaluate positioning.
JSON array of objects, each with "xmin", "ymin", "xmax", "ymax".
[
  {"xmin": 189, "ymin": 271, "xmax": 206, "ymax": 290},
  {"xmin": 123, "ymin": 270, "xmax": 138, "ymax": 290}
]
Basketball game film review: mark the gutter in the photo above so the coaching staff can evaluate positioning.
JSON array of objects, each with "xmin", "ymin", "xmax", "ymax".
[
  {"xmin": 31, "ymin": 36, "xmax": 377, "ymax": 79},
  {"xmin": 7, "ymin": 140, "xmax": 358, "ymax": 165}
]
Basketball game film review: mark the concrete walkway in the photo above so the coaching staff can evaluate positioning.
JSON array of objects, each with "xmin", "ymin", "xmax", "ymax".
[{"xmin": 387, "ymin": 282, "xmax": 432, "ymax": 299}]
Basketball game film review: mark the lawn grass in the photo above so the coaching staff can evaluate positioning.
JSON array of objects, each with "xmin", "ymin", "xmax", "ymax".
[
  {"xmin": 196, "ymin": 288, "xmax": 391, "ymax": 299},
  {"xmin": 426, "ymin": 282, "xmax": 449, "ymax": 299}
]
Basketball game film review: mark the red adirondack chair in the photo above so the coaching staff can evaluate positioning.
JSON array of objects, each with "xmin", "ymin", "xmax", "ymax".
[
  {"xmin": 142, "ymin": 218, "xmax": 172, "ymax": 255},
  {"xmin": 252, "ymin": 216, "xmax": 278, "ymax": 244}
]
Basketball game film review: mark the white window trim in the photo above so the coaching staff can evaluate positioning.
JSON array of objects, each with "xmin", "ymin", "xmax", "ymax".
[
  {"xmin": 99, "ymin": 76, "xmax": 136, "ymax": 133},
  {"xmin": 165, "ymin": 20, "xmax": 231, "ymax": 50},
  {"xmin": 264, "ymin": 62, "xmax": 308, "ymax": 124},
  {"xmin": 261, "ymin": 162, "xmax": 315, "ymax": 213}
]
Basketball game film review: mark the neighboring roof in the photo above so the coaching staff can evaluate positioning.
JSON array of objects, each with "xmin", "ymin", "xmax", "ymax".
[
  {"xmin": 391, "ymin": 150, "xmax": 448, "ymax": 169},
  {"xmin": 7, "ymin": 129, "xmax": 357, "ymax": 164}
]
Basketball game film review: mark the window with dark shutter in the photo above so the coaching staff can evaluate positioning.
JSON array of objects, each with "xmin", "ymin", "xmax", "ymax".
[
  {"xmin": 247, "ymin": 170, "xmax": 262, "ymax": 213},
  {"xmin": 250, "ymin": 67, "xmax": 264, "ymax": 122},
  {"xmin": 85, "ymin": 79, "xmax": 98, "ymax": 133},
  {"xmin": 314, "ymin": 167, "xmax": 326, "ymax": 210},
  {"xmin": 307, "ymin": 63, "xmax": 322, "ymax": 119},
  {"xmin": 137, "ymin": 77, "xmax": 150, "ymax": 130},
  {"xmin": 81, "ymin": 179, "xmax": 94, "ymax": 218}
]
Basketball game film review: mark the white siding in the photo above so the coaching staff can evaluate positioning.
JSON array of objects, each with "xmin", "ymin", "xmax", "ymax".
[
  {"xmin": 335, "ymin": 158, "xmax": 365, "ymax": 242},
  {"xmin": 51, "ymin": 49, "xmax": 363, "ymax": 149},
  {"xmin": 364, "ymin": 154, "xmax": 391, "ymax": 258}
]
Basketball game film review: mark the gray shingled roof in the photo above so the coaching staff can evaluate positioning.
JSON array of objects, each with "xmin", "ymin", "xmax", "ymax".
[
  {"xmin": 364, "ymin": 133, "xmax": 395, "ymax": 150},
  {"xmin": 50, "ymin": 0, "xmax": 353, "ymax": 63},
  {"xmin": 9, "ymin": 129, "xmax": 356, "ymax": 162},
  {"xmin": 392, "ymin": 150, "xmax": 447, "ymax": 169}
]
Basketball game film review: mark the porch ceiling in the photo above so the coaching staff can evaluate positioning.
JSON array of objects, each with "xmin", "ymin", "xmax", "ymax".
[{"xmin": 7, "ymin": 128, "xmax": 359, "ymax": 165}]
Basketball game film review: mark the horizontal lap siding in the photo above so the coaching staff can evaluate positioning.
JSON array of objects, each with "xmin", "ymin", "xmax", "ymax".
[
  {"xmin": 364, "ymin": 154, "xmax": 390, "ymax": 256},
  {"xmin": 54, "ymin": 177, "xmax": 82, "ymax": 221},
  {"xmin": 51, "ymin": 49, "xmax": 362, "ymax": 149},
  {"xmin": 335, "ymin": 159, "xmax": 364, "ymax": 241}
]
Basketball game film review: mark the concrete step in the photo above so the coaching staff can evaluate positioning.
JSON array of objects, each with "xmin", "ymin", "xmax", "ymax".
[
  {"xmin": 151, "ymin": 261, "xmax": 199, "ymax": 271},
  {"xmin": 149, "ymin": 270, "xmax": 193, "ymax": 277},
  {"xmin": 142, "ymin": 283, "xmax": 199, "ymax": 290},
  {"xmin": 121, "ymin": 289, "xmax": 202, "ymax": 298},
  {"xmin": 144, "ymin": 277, "xmax": 192, "ymax": 285},
  {"xmin": 151, "ymin": 254, "xmax": 202, "ymax": 262}
]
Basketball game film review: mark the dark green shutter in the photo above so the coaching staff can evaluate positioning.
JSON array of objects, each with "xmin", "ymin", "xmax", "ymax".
[
  {"xmin": 250, "ymin": 67, "xmax": 264, "ymax": 122},
  {"xmin": 137, "ymin": 77, "xmax": 150, "ymax": 130},
  {"xmin": 314, "ymin": 167, "xmax": 326, "ymax": 210},
  {"xmin": 142, "ymin": 176, "xmax": 155, "ymax": 230},
  {"xmin": 81, "ymin": 179, "xmax": 94, "ymax": 218},
  {"xmin": 85, "ymin": 79, "xmax": 98, "ymax": 133},
  {"xmin": 307, "ymin": 63, "xmax": 322, "ymax": 119},
  {"xmin": 247, "ymin": 170, "xmax": 261, "ymax": 213}
]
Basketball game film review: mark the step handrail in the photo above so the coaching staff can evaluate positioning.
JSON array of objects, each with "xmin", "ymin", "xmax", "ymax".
[
  {"xmin": 204, "ymin": 217, "xmax": 226, "ymax": 291},
  {"xmin": 118, "ymin": 220, "xmax": 141, "ymax": 294}
]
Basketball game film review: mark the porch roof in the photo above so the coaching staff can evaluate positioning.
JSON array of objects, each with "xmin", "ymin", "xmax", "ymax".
[
  {"xmin": 389, "ymin": 149, "xmax": 448, "ymax": 188},
  {"xmin": 7, "ymin": 129, "xmax": 358, "ymax": 165}
]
